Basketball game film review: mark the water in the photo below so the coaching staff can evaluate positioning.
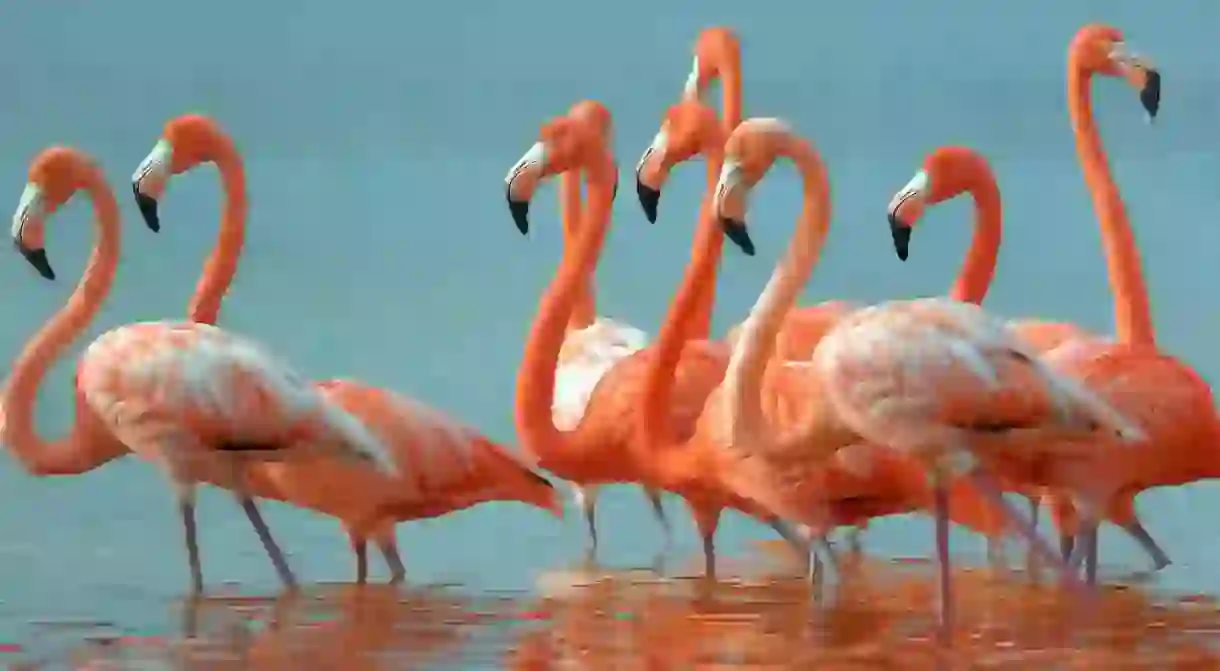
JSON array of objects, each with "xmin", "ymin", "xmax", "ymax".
[{"xmin": 0, "ymin": 0, "xmax": 1217, "ymax": 664}]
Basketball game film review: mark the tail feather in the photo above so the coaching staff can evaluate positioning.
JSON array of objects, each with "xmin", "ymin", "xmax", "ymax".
[{"xmin": 1020, "ymin": 351, "xmax": 1146, "ymax": 443}]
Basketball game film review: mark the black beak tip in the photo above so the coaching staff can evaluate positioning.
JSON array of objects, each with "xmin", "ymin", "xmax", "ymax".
[
  {"xmin": 1140, "ymin": 69, "xmax": 1161, "ymax": 120},
  {"xmin": 15, "ymin": 244, "xmax": 55, "ymax": 280},
  {"xmin": 888, "ymin": 213, "xmax": 912, "ymax": 262},
  {"xmin": 719, "ymin": 217, "xmax": 755, "ymax": 256},
  {"xmin": 636, "ymin": 180, "xmax": 661, "ymax": 224},
  {"xmin": 132, "ymin": 183, "xmax": 161, "ymax": 232},
  {"xmin": 507, "ymin": 196, "xmax": 530, "ymax": 236}
]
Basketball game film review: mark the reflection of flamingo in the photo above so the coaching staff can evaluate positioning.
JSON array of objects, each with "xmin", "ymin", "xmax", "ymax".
[
  {"xmin": 132, "ymin": 115, "xmax": 563, "ymax": 584},
  {"xmin": 4, "ymin": 147, "xmax": 392, "ymax": 591},
  {"xmin": 707, "ymin": 118, "xmax": 1145, "ymax": 642},
  {"xmin": 632, "ymin": 100, "xmax": 812, "ymax": 576},
  {"xmin": 888, "ymin": 25, "xmax": 1209, "ymax": 584},
  {"xmin": 886, "ymin": 146, "xmax": 1168, "ymax": 574}
]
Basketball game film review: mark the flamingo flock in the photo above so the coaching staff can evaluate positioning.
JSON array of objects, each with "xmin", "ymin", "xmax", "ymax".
[{"xmin": 1, "ymin": 22, "xmax": 1208, "ymax": 647}]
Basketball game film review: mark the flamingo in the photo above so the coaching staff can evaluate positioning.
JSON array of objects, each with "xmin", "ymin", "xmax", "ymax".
[
  {"xmin": 630, "ymin": 100, "xmax": 822, "ymax": 576},
  {"xmin": 886, "ymin": 24, "xmax": 1212, "ymax": 584},
  {"xmin": 130, "ymin": 114, "xmax": 564, "ymax": 584},
  {"xmin": 635, "ymin": 27, "xmax": 877, "ymax": 558},
  {"xmin": 505, "ymin": 102, "xmax": 807, "ymax": 570},
  {"xmin": 702, "ymin": 117, "xmax": 1146, "ymax": 642},
  {"xmin": 885, "ymin": 146, "xmax": 1170, "ymax": 576},
  {"xmin": 543, "ymin": 102, "xmax": 671, "ymax": 555},
  {"xmin": 3, "ymin": 146, "xmax": 398, "ymax": 592}
]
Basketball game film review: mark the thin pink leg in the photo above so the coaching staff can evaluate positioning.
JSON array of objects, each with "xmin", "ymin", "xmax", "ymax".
[{"xmin": 933, "ymin": 483, "xmax": 954, "ymax": 648}]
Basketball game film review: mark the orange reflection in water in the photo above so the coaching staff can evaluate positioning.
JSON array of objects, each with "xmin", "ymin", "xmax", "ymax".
[{"xmin": 42, "ymin": 546, "xmax": 1220, "ymax": 669}]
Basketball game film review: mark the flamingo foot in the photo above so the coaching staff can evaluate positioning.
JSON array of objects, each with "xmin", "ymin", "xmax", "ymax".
[{"xmin": 378, "ymin": 538, "xmax": 406, "ymax": 584}]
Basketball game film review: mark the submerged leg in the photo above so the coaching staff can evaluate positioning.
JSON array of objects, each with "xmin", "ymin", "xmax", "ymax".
[
  {"xmin": 176, "ymin": 483, "xmax": 204, "ymax": 594},
  {"xmin": 378, "ymin": 537, "xmax": 407, "ymax": 583},
  {"xmin": 236, "ymin": 495, "xmax": 298, "ymax": 589},
  {"xmin": 1024, "ymin": 494, "xmax": 1041, "ymax": 575}
]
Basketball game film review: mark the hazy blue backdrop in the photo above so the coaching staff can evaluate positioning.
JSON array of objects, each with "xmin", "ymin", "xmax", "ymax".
[{"xmin": 0, "ymin": 0, "xmax": 1216, "ymax": 657}]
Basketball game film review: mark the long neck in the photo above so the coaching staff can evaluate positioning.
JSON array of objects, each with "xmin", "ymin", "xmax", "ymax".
[
  {"xmin": 1068, "ymin": 58, "xmax": 1156, "ymax": 347},
  {"xmin": 515, "ymin": 168, "xmax": 616, "ymax": 465},
  {"xmin": 560, "ymin": 170, "xmax": 596, "ymax": 330},
  {"xmin": 948, "ymin": 178, "xmax": 1002, "ymax": 305},
  {"xmin": 726, "ymin": 148, "xmax": 831, "ymax": 446},
  {"xmin": 637, "ymin": 142, "xmax": 727, "ymax": 461},
  {"xmin": 685, "ymin": 60, "xmax": 743, "ymax": 339},
  {"xmin": 187, "ymin": 140, "xmax": 247, "ymax": 325},
  {"xmin": 2, "ymin": 175, "xmax": 125, "ymax": 475}
]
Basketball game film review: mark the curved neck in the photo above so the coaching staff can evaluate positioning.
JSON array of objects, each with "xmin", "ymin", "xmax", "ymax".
[
  {"xmin": 1068, "ymin": 58, "xmax": 1155, "ymax": 347},
  {"xmin": 3, "ymin": 174, "xmax": 125, "ymax": 475},
  {"xmin": 685, "ymin": 58, "xmax": 743, "ymax": 339},
  {"xmin": 949, "ymin": 177, "xmax": 1002, "ymax": 305},
  {"xmin": 187, "ymin": 139, "xmax": 247, "ymax": 325},
  {"xmin": 516, "ymin": 164, "xmax": 616, "ymax": 465},
  {"xmin": 560, "ymin": 170, "xmax": 596, "ymax": 330},
  {"xmin": 637, "ymin": 141, "xmax": 727, "ymax": 460},
  {"xmin": 726, "ymin": 147, "xmax": 831, "ymax": 446}
]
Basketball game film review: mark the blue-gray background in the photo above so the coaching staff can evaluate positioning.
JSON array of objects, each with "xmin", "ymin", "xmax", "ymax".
[{"xmin": 0, "ymin": 0, "xmax": 1216, "ymax": 654}]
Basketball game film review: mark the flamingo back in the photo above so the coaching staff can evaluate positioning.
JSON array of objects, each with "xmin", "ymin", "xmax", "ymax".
[
  {"xmin": 316, "ymin": 380, "xmax": 562, "ymax": 516},
  {"xmin": 813, "ymin": 298, "xmax": 1142, "ymax": 471},
  {"xmin": 1010, "ymin": 319, "xmax": 1094, "ymax": 353},
  {"xmin": 77, "ymin": 321, "xmax": 394, "ymax": 472},
  {"xmin": 553, "ymin": 317, "xmax": 649, "ymax": 430}
]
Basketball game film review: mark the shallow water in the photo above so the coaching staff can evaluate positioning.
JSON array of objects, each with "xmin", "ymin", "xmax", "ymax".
[{"xmin": 2, "ymin": 0, "xmax": 1219, "ymax": 666}]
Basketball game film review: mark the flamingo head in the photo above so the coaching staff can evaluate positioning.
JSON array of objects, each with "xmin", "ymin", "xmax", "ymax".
[
  {"xmin": 634, "ymin": 99, "xmax": 721, "ymax": 224},
  {"xmin": 504, "ymin": 106, "xmax": 615, "ymax": 236},
  {"xmin": 131, "ymin": 114, "xmax": 231, "ymax": 233},
  {"xmin": 1071, "ymin": 25, "xmax": 1160, "ymax": 121},
  {"xmin": 886, "ymin": 147, "xmax": 996, "ymax": 261},
  {"xmin": 685, "ymin": 27, "xmax": 740, "ymax": 99},
  {"xmin": 13, "ymin": 147, "xmax": 99, "ymax": 280},
  {"xmin": 712, "ymin": 118, "xmax": 799, "ymax": 256}
]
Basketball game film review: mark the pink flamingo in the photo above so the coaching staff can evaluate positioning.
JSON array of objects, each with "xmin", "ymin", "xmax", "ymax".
[
  {"xmin": 887, "ymin": 25, "xmax": 1211, "ymax": 585},
  {"xmin": 4, "ymin": 146, "xmax": 395, "ymax": 592},
  {"xmin": 706, "ymin": 117, "xmax": 1145, "ymax": 642},
  {"xmin": 130, "ymin": 115, "xmax": 564, "ymax": 584},
  {"xmin": 505, "ymin": 103, "xmax": 807, "ymax": 570}
]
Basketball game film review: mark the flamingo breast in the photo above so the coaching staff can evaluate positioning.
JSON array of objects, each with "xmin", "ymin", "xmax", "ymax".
[{"xmin": 553, "ymin": 317, "xmax": 649, "ymax": 430}]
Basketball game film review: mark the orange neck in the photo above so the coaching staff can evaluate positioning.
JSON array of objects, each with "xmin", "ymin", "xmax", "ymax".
[
  {"xmin": 3, "ymin": 170, "xmax": 127, "ymax": 475},
  {"xmin": 948, "ymin": 174, "xmax": 1002, "ymax": 305},
  {"xmin": 515, "ymin": 160, "xmax": 617, "ymax": 466},
  {"xmin": 727, "ymin": 143, "xmax": 831, "ymax": 446},
  {"xmin": 1068, "ymin": 56, "xmax": 1155, "ymax": 347},
  {"xmin": 560, "ymin": 170, "xmax": 596, "ymax": 330},
  {"xmin": 686, "ymin": 53, "xmax": 743, "ymax": 339},
  {"xmin": 187, "ymin": 138, "xmax": 247, "ymax": 325},
  {"xmin": 637, "ymin": 139, "xmax": 727, "ymax": 461}
]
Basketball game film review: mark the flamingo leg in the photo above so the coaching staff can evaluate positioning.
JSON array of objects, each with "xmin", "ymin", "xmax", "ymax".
[
  {"xmin": 176, "ymin": 483, "xmax": 204, "ymax": 594},
  {"xmin": 378, "ymin": 538, "xmax": 406, "ymax": 583},
  {"xmin": 574, "ymin": 485, "xmax": 600, "ymax": 559},
  {"xmin": 701, "ymin": 532, "xmax": 717, "ymax": 579},
  {"xmin": 645, "ymin": 487, "xmax": 672, "ymax": 549},
  {"xmin": 968, "ymin": 471, "xmax": 1086, "ymax": 595},
  {"xmin": 1024, "ymin": 495, "xmax": 1040, "ymax": 575},
  {"xmin": 352, "ymin": 537, "xmax": 369, "ymax": 584},
  {"xmin": 1123, "ymin": 520, "xmax": 1171, "ymax": 571},
  {"xmin": 766, "ymin": 517, "xmax": 814, "ymax": 578},
  {"xmin": 845, "ymin": 527, "xmax": 864, "ymax": 557},
  {"xmin": 236, "ymin": 495, "xmax": 298, "ymax": 589},
  {"xmin": 933, "ymin": 482, "xmax": 954, "ymax": 647}
]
